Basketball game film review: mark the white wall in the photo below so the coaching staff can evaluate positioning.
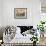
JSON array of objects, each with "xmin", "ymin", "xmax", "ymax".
[
  {"xmin": 32, "ymin": 0, "xmax": 41, "ymax": 28},
  {"xmin": 0, "ymin": 0, "xmax": 2, "ymax": 26},
  {"xmin": 0, "ymin": 0, "xmax": 4, "ymax": 27},
  {"xmin": 1, "ymin": 0, "xmax": 41, "ymax": 27}
]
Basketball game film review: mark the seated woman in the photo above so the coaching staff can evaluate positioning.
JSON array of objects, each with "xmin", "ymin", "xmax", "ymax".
[
  {"xmin": 15, "ymin": 27, "xmax": 34, "ymax": 40},
  {"xmin": 15, "ymin": 27, "xmax": 23, "ymax": 39}
]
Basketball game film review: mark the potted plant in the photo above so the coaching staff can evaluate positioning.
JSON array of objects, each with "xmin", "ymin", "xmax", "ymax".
[
  {"xmin": 37, "ymin": 21, "xmax": 45, "ymax": 37},
  {"xmin": 31, "ymin": 35, "xmax": 38, "ymax": 46}
]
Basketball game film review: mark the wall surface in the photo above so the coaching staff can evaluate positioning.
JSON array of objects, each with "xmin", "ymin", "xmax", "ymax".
[
  {"xmin": 0, "ymin": 0, "xmax": 2, "ymax": 26},
  {"xmin": 1, "ymin": 0, "xmax": 41, "ymax": 27}
]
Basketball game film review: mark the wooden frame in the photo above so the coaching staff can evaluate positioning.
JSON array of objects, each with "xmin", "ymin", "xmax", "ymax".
[{"xmin": 14, "ymin": 8, "xmax": 27, "ymax": 19}]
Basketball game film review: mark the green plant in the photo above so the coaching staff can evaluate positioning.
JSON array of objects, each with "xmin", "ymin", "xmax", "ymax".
[
  {"xmin": 37, "ymin": 21, "xmax": 45, "ymax": 32},
  {"xmin": 31, "ymin": 35, "xmax": 38, "ymax": 46},
  {"xmin": 31, "ymin": 36, "xmax": 38, "ymax": 42}
]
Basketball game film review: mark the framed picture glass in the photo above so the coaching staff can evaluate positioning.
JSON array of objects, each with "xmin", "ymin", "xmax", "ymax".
[{"xmin": 14, "ymin": 8, "xmax": 27, "ymax": 19}]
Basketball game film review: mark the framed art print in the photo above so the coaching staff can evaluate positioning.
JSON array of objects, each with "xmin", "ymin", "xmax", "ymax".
[{"xmin": 14, "ymin": 8, "xmax": 27, "ymax": 19}]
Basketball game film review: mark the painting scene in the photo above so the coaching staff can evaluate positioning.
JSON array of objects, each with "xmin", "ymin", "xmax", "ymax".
[{"xmin": 14, "ymin": 8, "xmax": 27, "ymax": 19}]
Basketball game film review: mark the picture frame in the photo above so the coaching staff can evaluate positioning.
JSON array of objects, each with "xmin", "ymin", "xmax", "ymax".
[{"xmin": 14, "ymin": 8, "xmax": 27, "ymax": 19}]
